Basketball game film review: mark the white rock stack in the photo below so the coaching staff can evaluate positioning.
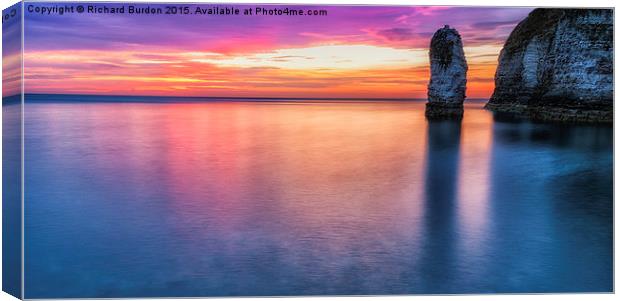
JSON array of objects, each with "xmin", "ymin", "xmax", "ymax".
[
  {"xmin": 426, "ymin": 25, "xmax": 468, "ymax": 119},
  {"xmin": 485, "ymin": 9, "xmax": 613, "ymax": 123}
]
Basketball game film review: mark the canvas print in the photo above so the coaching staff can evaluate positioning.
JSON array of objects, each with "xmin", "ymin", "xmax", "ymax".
[{"xmin": 2, "ymin": 1, "xmax": 614, "ymax": 299}]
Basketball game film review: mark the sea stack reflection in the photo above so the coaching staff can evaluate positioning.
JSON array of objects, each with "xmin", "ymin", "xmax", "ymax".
[{"xmin": 426, "ymin": 25, "xmax": 468, "ymax": 119}]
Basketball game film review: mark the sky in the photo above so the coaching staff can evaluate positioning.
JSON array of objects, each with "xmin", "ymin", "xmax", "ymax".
[
  {"xmin": 18, "ymin": 3, "xmax": 533, "ymax": 98},
  {"xmin": 2, "ymin": 2, "xmax": 22, "ymax": 97}
]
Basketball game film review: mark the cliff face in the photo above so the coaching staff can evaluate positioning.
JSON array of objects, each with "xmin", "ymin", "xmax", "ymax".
[
  {"xmin": 486, "ymin": 9, "xmax": 613, "ymax": 123},
  {"xmin": 426, "ymin": 25, "xmax": 468, "ymax": 119}
]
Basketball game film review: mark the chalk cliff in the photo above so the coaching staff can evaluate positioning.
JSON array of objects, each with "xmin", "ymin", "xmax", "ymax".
[
  {"xmin": 426, "ymin": 25, "xmax": 468, "ymax": 119},
  {"xmin": 485, "ymin": 8, "xmax": 613, "ymax": 123}
]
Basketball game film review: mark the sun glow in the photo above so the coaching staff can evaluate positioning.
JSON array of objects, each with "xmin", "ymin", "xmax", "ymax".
[
  {"xmin": 189, "ymin": 45, "xmax": 428, "ymax": 70},
  {"xmin": 24, "ymin": 41, "xmax": 503, "ymax": 98},
  {"xmin": 21, "ymin": 5, "xmax": 532, "ymax": 98}
]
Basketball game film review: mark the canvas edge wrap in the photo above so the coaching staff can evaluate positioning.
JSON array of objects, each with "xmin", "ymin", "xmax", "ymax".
[{"xmin": 2, "ymin": 1, "xmax": 24, "ymax": 299}]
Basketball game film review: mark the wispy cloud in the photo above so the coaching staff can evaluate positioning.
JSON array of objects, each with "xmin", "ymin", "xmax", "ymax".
[{"xmin": 471, "ymin": 20, "xmax": 522, "ymax": 30}]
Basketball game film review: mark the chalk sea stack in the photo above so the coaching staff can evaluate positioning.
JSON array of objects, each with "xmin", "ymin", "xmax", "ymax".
[
  {"xmin": 426, "ymin": 25, "xmax": 468, "ymax": 119},
  {"xmin": 485, "ymin": 9, "xmax": 613, "ymax": 123}
]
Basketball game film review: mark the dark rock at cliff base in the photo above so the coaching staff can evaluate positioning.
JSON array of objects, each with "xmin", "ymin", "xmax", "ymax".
[
  {"xmin": 426, "ymin": 25, "xmax": 468, "ymax": 119},
  {"xmin": 486, "ymin": 8, "xmax": 613, "ymax": 123},
  {"xmin": 425, "ymin": 102, "xmax": 464, "ymax": 120}
]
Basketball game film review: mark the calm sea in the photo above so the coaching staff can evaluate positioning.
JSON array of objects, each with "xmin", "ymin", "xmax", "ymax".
[{"xmin": 20, "ymin": 95, "xmax": 612, "ymax": 297}]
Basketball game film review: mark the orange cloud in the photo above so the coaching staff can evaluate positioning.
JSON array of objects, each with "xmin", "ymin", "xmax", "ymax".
[{"xmin": 24, "ymin": 43, "xmax": 499, "ymax": 99}]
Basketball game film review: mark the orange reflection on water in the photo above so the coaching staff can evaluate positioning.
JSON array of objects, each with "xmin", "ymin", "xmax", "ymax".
[
  {"xmin": 148, "ymin": 101, "xmax": 432, "ymax": 287},
  {"xmin": 27, "ymin": 100, "xmax": 497, "ymax": 291},
  {"xmin": 457, "ymin": 102, "xmax": 492, "ymax": 263},
  {"xmin": 24, "ymin": 99, "xmax": 613, "ymax": 295}
]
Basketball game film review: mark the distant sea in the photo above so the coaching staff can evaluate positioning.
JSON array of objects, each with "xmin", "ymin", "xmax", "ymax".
[
  {"xmin": 24, "ymin": 93, "xmax": 437, "ymax": 103},
  {"xmin": 23, "ymin": 93, "xmax": 493, "ymax": 103}
]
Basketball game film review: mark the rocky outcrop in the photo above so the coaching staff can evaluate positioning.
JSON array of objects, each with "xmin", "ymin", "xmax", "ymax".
[
  {"xmin": 485, "ymin": 9, "xmax": 613, "ymax": 123},
  {"xmin": 426, "ymin": 25, "xmax": 468, "ymax": 119}
]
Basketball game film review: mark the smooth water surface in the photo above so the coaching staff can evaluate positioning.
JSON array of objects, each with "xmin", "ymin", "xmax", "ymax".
[{"xmin": 24, "ymin": 98, "xmax": 613, "ymax": 297}]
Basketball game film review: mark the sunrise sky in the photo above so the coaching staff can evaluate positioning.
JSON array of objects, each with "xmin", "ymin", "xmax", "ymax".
[{"xmin": 18, "ymin": 4, "xmax": 533, "ymax": 98}]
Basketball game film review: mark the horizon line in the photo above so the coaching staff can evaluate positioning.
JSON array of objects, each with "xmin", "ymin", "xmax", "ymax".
[{"xmin": 12, "ymin": 93, "xmax": 490, "ymax": 102}]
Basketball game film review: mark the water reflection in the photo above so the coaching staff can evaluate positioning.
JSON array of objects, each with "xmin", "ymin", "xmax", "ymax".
[
  {"xmin": 455, "ymin": 106, "xmax": 493, "ymax": 289},
  {"xmin": 492, "ymin": 114, "xmax": 612, "ymax": 151},
  {"xmin": 2, "ymin": 101, "xmax": 22, "ymax": 296},
  {"xmin": 420, "ymin": 119, "xmax": 461, "ymax": 292},
  {"xmin": 487, "ymin": 115, "xmax": 613, "ymax": 292},
  {"xmin": 23, "ymin": 100, "xmax": 612, "ymax": 297},
  {"xmin": 419, "ymin": 106, "xmax": 495, "ymax": 293}
]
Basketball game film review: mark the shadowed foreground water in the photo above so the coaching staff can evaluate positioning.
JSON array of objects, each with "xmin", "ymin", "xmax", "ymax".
[{"xmin": 23, "ymin": 99, "xmax": 612, "ymax": 297}]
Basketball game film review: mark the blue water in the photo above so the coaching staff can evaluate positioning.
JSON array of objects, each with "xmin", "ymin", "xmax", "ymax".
[
  {"xmin": 3, "ymin": 99, "xmax": 22, "ymax": 298},
  {"xmin": 23, "ymin": 97, "xmax": 613, "ymax": 297}
]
